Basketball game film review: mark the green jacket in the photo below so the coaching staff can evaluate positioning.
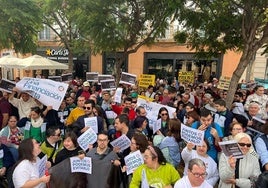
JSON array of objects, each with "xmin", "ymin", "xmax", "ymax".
[{"xmin": 24, "ymin": 121, "xmax": 46, "ymax": 143}]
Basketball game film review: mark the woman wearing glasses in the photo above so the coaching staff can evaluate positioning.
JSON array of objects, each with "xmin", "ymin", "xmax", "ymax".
[
  {"xmin": 130, "ymin": 145, "xmax": 180, "ymax": 188},
  {"xmin": 218, "ymin": 132, "xmax": 261, "ymax": 188},
  {"xmin": 181, "ymin": 140, "xmax": 219, "ymax": 187}
]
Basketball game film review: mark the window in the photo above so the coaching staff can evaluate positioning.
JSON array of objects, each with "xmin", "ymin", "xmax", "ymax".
[{"xmin": 38, "ymin": 25, "xmax": 51, "ymax": 40}]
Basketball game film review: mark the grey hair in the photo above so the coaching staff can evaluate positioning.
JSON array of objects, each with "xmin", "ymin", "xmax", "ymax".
[{"xmin": 188, "ymin": 158, "xmax": 206, "ymax": 170}]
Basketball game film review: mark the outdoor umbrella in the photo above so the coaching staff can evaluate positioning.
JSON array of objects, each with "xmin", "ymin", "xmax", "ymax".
[
  {"xmin": 16, "ymin": 55, "xmax": 68, "ymax": 70},
  {"xmin": 0, "ymin": 55, "xmax": 21, "ymax": 68}
]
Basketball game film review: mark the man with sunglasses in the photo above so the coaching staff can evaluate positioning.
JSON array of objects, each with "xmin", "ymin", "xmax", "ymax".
[
  {"xmin": 40, "ymin": 126, "xmax": 63, "ymax": 165},
  {"xmin": 74, "ymin": 99, "xmax": 104, "ymax": 136},
  {"xmin": 174, "ymin": 158, "xmax": 212, "ymax": 188}
]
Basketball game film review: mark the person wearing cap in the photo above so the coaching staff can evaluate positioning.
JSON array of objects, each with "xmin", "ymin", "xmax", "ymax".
[
  {"xmin": 244, "ymin": 85, "xmax": 268, "ymax": 119},
  {"xmin": 75, "ymin": 81, "xmax": 91, "ymax": 100}
]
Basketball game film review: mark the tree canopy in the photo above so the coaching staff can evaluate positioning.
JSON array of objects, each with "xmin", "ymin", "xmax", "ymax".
[
  {"xmin": 76, "ymin": 0, "xmax": 183, "ymax": 83},
  {"xmin": 0, "ymin": 0, "xmax": 42, "ymax": 54},
  {"xmin": 174, "ymin": 0, "xmax": 268, "ymax": 107}
]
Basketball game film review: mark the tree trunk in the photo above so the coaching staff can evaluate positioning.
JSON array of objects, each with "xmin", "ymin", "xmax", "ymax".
[
  {"xmin": 115, "ymin": 52, "xmax": 128, "ymax": 86},
  {"xmin": 68, "ymin": 50, "xmax": 74, "ymax": 73},
  {"xmin": 225, "ymin": 46, "xmax": 257, "ymax": 108}
]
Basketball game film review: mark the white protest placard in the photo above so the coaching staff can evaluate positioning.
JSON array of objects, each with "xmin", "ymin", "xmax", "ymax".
[
  {"xmin": 0, "ymin": 149, "xmax": 3, "ymax": 158},
  {"xmin": 100, "ymin": 79, "xmax": 116, "ymax": 91},
  {"xmin": 37, "ymin": 155, "xmax": 47, "ymax": 177},
  {"xmin": 124, "ymin": 150, "xmax": 144, "ymax": 175},
  {"xmin": 110, "ymin": 134, "xmax": 131, "ymax": 152},
  {"xmin": 86, "ymin": 72, "xmax": 99, "ymax": 82},
  {"xmin": 153, "ymin": 119, "xmax": 162, "ymax": 134},
  {"xmin": 114, "ymin": 87, "xmax": 123, "ymax": 103},
  {"xmin": 105, "ymin": 111, "xmax": 117, "ymax": 119},
  {"xmin": 181, "ymin": 124, "xmax": 204, "ymax": 146},
  {"xmin": 70, "ymin": 156, "xmax": 92, "ymax": 174},
  {"xmin": 137, "ymin": 98, "xmax": 176, "ymax": 129},
  {"xmin": 84, "ymin": 116, "xmax": 98, "ymax": 133},
  {"xmin": 77, "ymin": 127, "xmax": 98, "ymax": 151},
  {"xmin": 119, "ymin": 72, "xmax": 137, "ymax": 86},
  {"xmin": 0, "ymin": 79, "xmax": 16, "ymax": 93},
  {"xmin": 141, "ymin": 169, "xmax": 149, "ymax": 188},
  {"xmin": 16, "ymin": 77, "xmax": 68, "ymax": 110}
]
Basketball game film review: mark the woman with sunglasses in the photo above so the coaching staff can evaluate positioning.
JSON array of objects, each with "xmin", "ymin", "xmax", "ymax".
[
  {"xmin": 156, "ymin": 107, "xmax": 170, "ymax": 136},
  {"xmin": 218, "ymin": 132, "xmax": 261, "ymax": 188},
  {"xmin": 130, "ymin": 145, "xmax": 180, "ymax": 188}
]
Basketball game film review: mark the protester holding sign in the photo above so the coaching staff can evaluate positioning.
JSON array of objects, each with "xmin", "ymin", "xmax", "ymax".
[
  {"xmin": 181, "ymin": 140, "xmax": 219, "ymax": 186},
  {"xmin": 86, "ymin": 131, "xmax": 120, "ymax": 188},
  {"xmin": 74, "ymin": 99, "xmax": 104, "ymax": 136},
  {"xmin": 191, "ymin": 108, "xmax": 223, "ymax": 162},
  {"xmin": 130, "ymin": 146, "xmax": 180, "ymax": 188},
  {"xmin": 218, "ymin": 133, "xmax": 260, "ymax": 188},
  {"xmin": 13, "ymin": 138, "xmax": 51, "ymax": 188}
]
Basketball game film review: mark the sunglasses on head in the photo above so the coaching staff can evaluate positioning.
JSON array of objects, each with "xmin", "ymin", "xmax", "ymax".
[
  {"xmin": 238, "ymin": 143, "xmax": 251, "ymax": 147},
  {"xmin": 83, "ymin": 106, "xmax": 91, "ymax": 110}
]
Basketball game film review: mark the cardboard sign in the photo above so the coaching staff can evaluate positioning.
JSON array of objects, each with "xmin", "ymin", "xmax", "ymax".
[
  {"xmin": 100, "ymin": 79, "xmax": 116, "ymax": 91},
  {"xmin": 98, "ymin": 74, "xmax": 114, "ymax": 83},
  {"xmin": 124, "ymin": 150, "xmax": 144, "ymax": 175},
  {"xmin": 86, "ymin": 72, "xmax": 99, "ymax": 82},
  {"xmin": 77, "ymin": 127, "xmax": 98, "ymax": 151},
  {"xmin": 16, "ymin": 77, "xmax": 68, "ymax": 110},
  {"xmin": 0, "ymin": 79, "xmax": 16, "ymax": 93},
  {"xmin": 110, "ymin": 134, "xmax": 131, "ymax": 152},
  {"xmin": 84, "ymin": 117, "xmax": 98, "ymax": 133},
  {"xmin": 139, "ymin": 74, "xmax": 155, "ymax": 88},
  {"xmin": 178, "ymin": 71, "xmax": 195, "ymax": 84},
  {"xmin": 70, "ymin": 156, "xmax": 92, "ymax": 174},
  {"xmin": 114, "ymin": 88, "xmax": 123, "ymax": 103},
  {"xmin": 119, "ymin": 72, "xmax": 137, "ymax": 86},
  {"xmin": 181, "ymin": 124, "xmax": 204, "ymax": 146},
  {"xmin": 219, "ymin": 140, "xmax": 244, "ymax": 159},
  {"xmin": 37, "ymin": 155, "xmax": 47, "ymax": 177},
  {"xmin": 218, "ymin": 76, "xmax": 231, "ymax": 90}
]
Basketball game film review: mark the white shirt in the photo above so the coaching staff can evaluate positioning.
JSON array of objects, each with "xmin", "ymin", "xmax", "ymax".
[
  {"xmin": 174, "ymin": 176, "xmax": 212, "ymax": 188},
  {"xmin": 13, "ymin": 159, "xmax": 45, "ymax": 188}
]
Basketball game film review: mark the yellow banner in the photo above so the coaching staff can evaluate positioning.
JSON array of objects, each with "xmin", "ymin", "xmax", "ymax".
[
  {"xmin": 178, "ymin": 71, "xmax": 195, "ymax": 84},
  {"xmin": 138, "ymin": 74, "xmax": 155, "ymax": 88}
]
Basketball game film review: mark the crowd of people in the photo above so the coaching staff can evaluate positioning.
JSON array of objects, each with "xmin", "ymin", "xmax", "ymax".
[{"xmin": 0, "ymin": 76, "xmax": 268, "ymax": 188}]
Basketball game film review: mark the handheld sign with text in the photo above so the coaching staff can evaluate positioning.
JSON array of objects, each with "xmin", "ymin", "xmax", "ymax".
[
  {"xmin": 100, "ymin": 79, "xmax": 116, "ymax": 91},
  {"xmin": 138, "ymin": 74, "xmax": 155, "ymax": 88},
  {"xmin": 181, "ymin": 124, "xmax": 204, "ymax": 146},
  {"xmin": 37, "ymin": 155, "xmax": 47, "ymax": 177},
  {"xmin": 98, "ymin": 74, "xmax": 114, "ymax": 83},
  {"xmin": 119, "ymin": 72, "xmax": 137, "ymax": 86},
  {"xmin": 141, "ymin": 169, "xmax": 149, "ymax": 188},
  {"xmin": 114, "ymin": 87, "xmax": 123, "ymax": 103},
  {"xmin": 219, "ymin": 140, "xmax": 244, "ymax": 159},
  {"xmin": 16, "ymin": 77, "xmax": 68, "ymax": 110},
  {"xmin": 0, "ymin": 79, "xmax": 16, "ymax": 93},
  {"xmin": 70, "ymin": 156, "xmax": 92, "ymax": 174},
  {"xmin": 86, "ymin": 72, "xmax": 99, "ymax": 82},
  {"xmin": 124, "ymin": 150, "xmax": 144, "ymax": 175},
  {"xmin": 153, "ymin": 119, "xmax": 162, "ymax": 134},
  {"xmin": 77, "ymin": 127, "xmax": 97, "ymax": 151},
  {"xmin": 84, "ymin": 116, "xmax": 98, "ymax": 133},
  {"xmin": 110, "ymin": 134, "xmax": 131, "ymax": 152}
]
